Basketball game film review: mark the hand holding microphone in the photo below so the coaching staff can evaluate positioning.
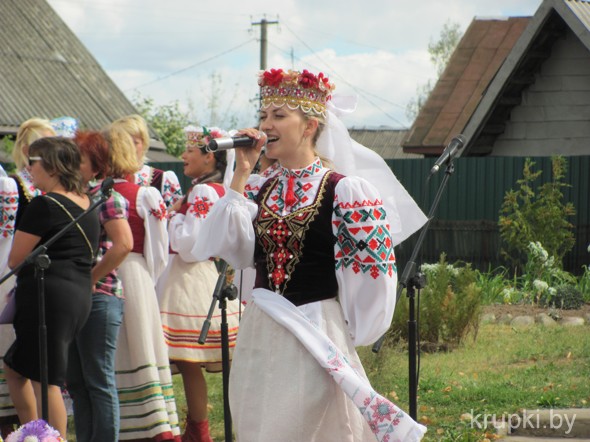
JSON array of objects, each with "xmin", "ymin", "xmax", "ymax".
[{"xmin": 205, "ymin": 131, "xmax": 267, "ymax": 152}]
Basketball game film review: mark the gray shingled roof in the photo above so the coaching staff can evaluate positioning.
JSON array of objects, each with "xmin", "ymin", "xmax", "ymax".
[
  {"xmin": 349, "ymin": 127, "xmax": 421, "ymax": 160},
  {"xmin": 0, "ymin": 0, "xmax": 139, "ymax": 134},
  {"xmin": 0, "ymin": 0, "xmax": 180, "ymax": 162}
]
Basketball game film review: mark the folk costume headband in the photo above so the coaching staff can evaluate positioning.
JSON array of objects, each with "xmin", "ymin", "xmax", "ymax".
[
  {"xmin": 183, "ymin": 125, "xmax": 227, "ymax": 149},
  {"xmin": 50, "ymin": 116, "xmax": 79, "ymax": 138},
  {"xmin": 258, "ymin": 69, "xmax": 335, "ymax": 117}
]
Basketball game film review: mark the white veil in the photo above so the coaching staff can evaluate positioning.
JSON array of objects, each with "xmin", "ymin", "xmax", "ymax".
[{"xmin": 316, "ymin": 95, "xmax": 427, "ymax": 247}]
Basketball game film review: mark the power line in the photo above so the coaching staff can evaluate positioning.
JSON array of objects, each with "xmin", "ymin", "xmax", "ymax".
[
  {"xmin": 273, "ymin": 26, "xmax": 408, "ymax": 126},
  {"xmin": 124, "ymin": 39, "xmax": 256, "ymax": 92}
]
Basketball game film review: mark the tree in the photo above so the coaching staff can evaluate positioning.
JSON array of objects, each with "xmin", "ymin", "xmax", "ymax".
[
  {"xmin": 498, "ymin": 157, "xmax": 576, "ymax": 270},
  {"xmin": 133, "ymin": 70, "xmax": 256, "ymax": 158},
  {"xmin": 406, "ymin": 20, "xmax": 462, "ymax": 122},
  {"xmin": 134, "ymin": 96, "xmax": 191, "ymax": 159}
]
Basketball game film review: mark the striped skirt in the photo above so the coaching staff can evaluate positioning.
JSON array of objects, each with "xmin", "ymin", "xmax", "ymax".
[
  {"xmin": 157, "ymin": 255, "xmax": 240, "ymax": 372},
  {"xmin": 115, "ymin": 253, "xmax": 181, "ymax": 441}
]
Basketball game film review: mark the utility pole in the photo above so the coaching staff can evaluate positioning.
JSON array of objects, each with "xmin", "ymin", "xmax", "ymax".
[{"xmin": 252, "ymin": 17, "xmax": 279, "ymax": 70}]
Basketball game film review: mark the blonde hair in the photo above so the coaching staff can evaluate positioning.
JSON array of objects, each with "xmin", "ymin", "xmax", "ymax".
[
  {"xmin": 13, "ymin": 118, "xmax": 56, "ymax": 169},
  {"xmin": 111, "ymin": 114, "xmax": 150, "ymax": 159},
  {"xmin": 102, "ymin": 124, "xmax": 140, "ymax": 178},
  {"xmin": 303, "ymin": 111, "xmax": 332, "ymax": 168}
]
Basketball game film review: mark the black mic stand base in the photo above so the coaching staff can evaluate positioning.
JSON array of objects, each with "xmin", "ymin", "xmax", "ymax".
[
  {"xmin": 198, "ymin": 260, "xmax": 237, "ymax": 442},
  {"xmin": 372, "ymin": 161, "xmax": 457, "ymax": 421}
]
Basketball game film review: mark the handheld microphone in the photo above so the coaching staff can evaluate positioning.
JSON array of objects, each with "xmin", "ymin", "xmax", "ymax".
[
  {"xmin": 100, "ymin": 176, "xmax": 115, "ymax": 198},
  {"xmin": 429, "ymin": 134, "xmax": 466, "ymax": 175},
  {"xmin": 205, "ymin": 132, "xmax": 265, "ymax": 152}
]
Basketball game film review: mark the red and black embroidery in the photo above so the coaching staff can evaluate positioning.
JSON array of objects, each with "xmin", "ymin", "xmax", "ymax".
[{"xmin": 256, "ymin": 171, "xmax": 331, "ymax": 294}]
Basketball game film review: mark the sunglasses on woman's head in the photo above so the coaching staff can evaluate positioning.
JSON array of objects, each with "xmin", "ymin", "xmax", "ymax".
[{"xmin": 28, "ymin": 156, "xmax": 42, "ymax": 166}]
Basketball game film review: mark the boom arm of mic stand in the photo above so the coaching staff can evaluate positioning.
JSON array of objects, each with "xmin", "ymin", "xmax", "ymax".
[
  {"xmin": 0, "ymin": 189, "xmax": 108, "ymax": 422},
  {"xmin": 0, "ymin": 191, "xmax": 110, "ymax": 287},
  {"xmin": 372, "ymin": 162, "xmax": 456, "ymax": 353}
]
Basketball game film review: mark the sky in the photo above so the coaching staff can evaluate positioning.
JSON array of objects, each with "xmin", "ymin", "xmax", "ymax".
[{"xmin": 46, "ymin": 0, "xmax": 544, "ymax": 130}]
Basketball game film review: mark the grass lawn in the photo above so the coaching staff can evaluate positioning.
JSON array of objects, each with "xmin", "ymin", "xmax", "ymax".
[{"xmin": 178, "ymin": 321, "xmax": 590, "ymax": 441}]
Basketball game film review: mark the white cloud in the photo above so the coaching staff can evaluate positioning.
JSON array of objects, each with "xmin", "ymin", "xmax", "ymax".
[{"xmin": 47, "ymin": 0, "xmax": 543, "ymax": 128}]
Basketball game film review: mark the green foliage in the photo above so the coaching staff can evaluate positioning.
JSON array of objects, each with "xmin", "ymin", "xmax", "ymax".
[
  {"xmin": 540, "ymin": 283, "xmax": 584, "ymax": 310},
  {"xmin": 429, "ymin": 21, "xmax": 463, "ymax": 77},
  {"xmin": 579, "ymin": 265, "xmax": 590, "ymax": 302},
  {"xmin": 0, "ymin": 136, "xmax": 16, "ymax": 174},
  {"xmin": 390, "ymin": 254, "xmax": 483, "ymax": 351},
  {"xmin": 134, "ymin": 95, "xmax": 191, "ymax": 158},
  {"xmin": 499, "ymin": 157, "xmax": 576, "ymax": 271},
  {"xmin": 474, "ymin": 266, "xmax": 510, "ymax": 304},
  {"xmin": 406, "ymin": 20, "xmax": 462, "ymax": 122}
]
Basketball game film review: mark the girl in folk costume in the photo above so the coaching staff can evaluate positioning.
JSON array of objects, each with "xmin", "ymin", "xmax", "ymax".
[
  {"xmin": 188, "ymin": 69, "xmax": 428, "ymax": 441},
  {"xmin": 102, "ymin": 124, "xmax": 181, "ymax": 441},
  {"xmin": 111, "ymin": 114, "xmax": 183, "ymax": 209},
  {"xmin": 67, "ymin": 131, "xmax": 133, "ymax": 442},
  {"xmin": 157, "ymin": 126, "xmax": 240, "ymax": 442},
  {"xmin": 0, "ymin": 118, "xmax": 55, "ymax": 438}
]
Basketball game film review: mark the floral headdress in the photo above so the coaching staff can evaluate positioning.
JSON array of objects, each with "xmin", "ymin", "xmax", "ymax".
[
  {"xmin": 4, "ymin": 419, "xmax": 64, "ymax": 442},
  {"xmin": 258, "ymin": 68, "xmax": 335, "ymax": 117},
  {"xmin": 183, "ymin": 125, "xmax": 227, "ymax": 149},
  {"xmin": 50, "ymin": 116, "xmax": 79, "ymax": 138}
]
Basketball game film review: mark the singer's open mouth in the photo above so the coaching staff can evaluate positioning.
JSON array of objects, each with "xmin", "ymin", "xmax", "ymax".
[{"xmin": 266, "ymin": 136, "xmax": 279, "ymax": 144}]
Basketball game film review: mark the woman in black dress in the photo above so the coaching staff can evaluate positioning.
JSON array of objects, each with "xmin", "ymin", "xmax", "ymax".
[{"xmin": 4, "ymin": 137, "xmax": 100, "ymax": 438}]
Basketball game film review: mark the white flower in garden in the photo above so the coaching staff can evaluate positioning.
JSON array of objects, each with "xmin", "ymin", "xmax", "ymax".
[
  {"xmin": 420, "ymin": 263, "xmax": 437, "ymax": 276},
  {"xmin": 533, "ymin": 280, "xmax": 549, "ymax": 292},
  {"xmin": 548, "ymin": 287, "xmax": 557, "ymax": 296},
  {"xmin": 502, "ymin": 287, "xmax": 516, "ymax": 303}
]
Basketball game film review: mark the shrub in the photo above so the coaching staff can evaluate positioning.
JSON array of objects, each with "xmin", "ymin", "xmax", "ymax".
[
  {"xmin": 499, "ymin": 157, "xmax": 576, "ymax": 271},
  {"xmin": 579, "ymin": 265, "xmax": 590, "ymax": 303},
  {"xmin": 540, "ymin": 284, "xmax": 584, "ymax": 310},
  {"xmin": 474, "ymin": 266, "xmax": 510, "ymax": 304},
  {"xmin": 389, "ymin": 254, "xmax": 483, "ymax": 351}
]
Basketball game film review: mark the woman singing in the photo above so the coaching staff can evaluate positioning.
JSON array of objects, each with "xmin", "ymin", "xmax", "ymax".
[{"xmin": 188, "ymin": 69, "xmax": 427, "ymax": 441}]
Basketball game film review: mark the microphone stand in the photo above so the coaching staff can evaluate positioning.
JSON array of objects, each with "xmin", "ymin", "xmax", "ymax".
[
  {"xmin": 372, "ymin": 161, "xmax": 457, "ymax": 420},
  {"xmin": 0, "ymin": 181, "xmax": 112, "ymax": 421},
  {"xmin": 198, "ymin": 259, "xmax": 237, "ymax": 442}
]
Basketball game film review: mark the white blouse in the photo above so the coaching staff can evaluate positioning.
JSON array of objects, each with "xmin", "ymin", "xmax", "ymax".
[{"xmin": 190, "ymin": 159, "xmax": 398, "ymax": 347}]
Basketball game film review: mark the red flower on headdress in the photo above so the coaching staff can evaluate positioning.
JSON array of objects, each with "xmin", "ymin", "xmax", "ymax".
[
  {"xmin": 262, "ymin": 68, "xmax": 284, "ymax": 87},
  {"xmin": 317, "ymin": 72, "xmax": 333, "ymax": 91},
  {"xmin": 298, "ymin": 69, "xmax": 319, "ymax": 89}
]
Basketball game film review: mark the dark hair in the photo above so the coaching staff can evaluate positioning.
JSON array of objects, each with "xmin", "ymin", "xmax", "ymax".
[
  {"xmin": 212, "ymin": 149, "xmax": 227, "ymax": 177},
  {"xmin": 29, "ymin": 137, "xmax": 85, "ymax": 195},
  {"xmin": 74, "ymin": 131, "xmax": 110, "ymax": 179}
]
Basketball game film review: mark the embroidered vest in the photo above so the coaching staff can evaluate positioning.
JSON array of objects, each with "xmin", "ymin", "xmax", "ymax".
[
  {"xmin": 253, "ymin": 171, "xmax": 344, "ymax": 307},
  {"xmin": 113, "ymin": 181, "xmax": 145, "ymax": 254}
]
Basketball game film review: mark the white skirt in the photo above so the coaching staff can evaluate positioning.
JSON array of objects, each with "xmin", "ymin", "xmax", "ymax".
[
  {"xmin": 229, "ymin": 297, "xmax": 375, "ymax": 442},
  {"xmin": 115, "ymin": 253, "xmax": 181, "ymax": 441},
  {"xmin": 0, "ymin": 275, "xmax": 17, "ymax": 420},
  {"xmin": 157, "ymin": 255, "xmax": 240, "ymax": 371}
]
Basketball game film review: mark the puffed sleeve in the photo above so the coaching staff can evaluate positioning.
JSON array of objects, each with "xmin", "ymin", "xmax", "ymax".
[
  {"xmin": 169, "ymin": 184, "xmax": 223, "ymax": 263},
  {"xmin": 136, "ymin": 186, "xmax": 169, "ymax": 280},
  {"xmin": 333, "ymin": 176, "xmax": 397, "ymax": 347},
  {"xmin": 189, "ymin": 188, "xmax": 259, "ymax": 270},
  {"xmin": 161, "ymin": 169, "xmax": 183, "ymax": 208},
  {"xmin": 0, "ymin": 176, "xmax": 18, "ymax": 277}
]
